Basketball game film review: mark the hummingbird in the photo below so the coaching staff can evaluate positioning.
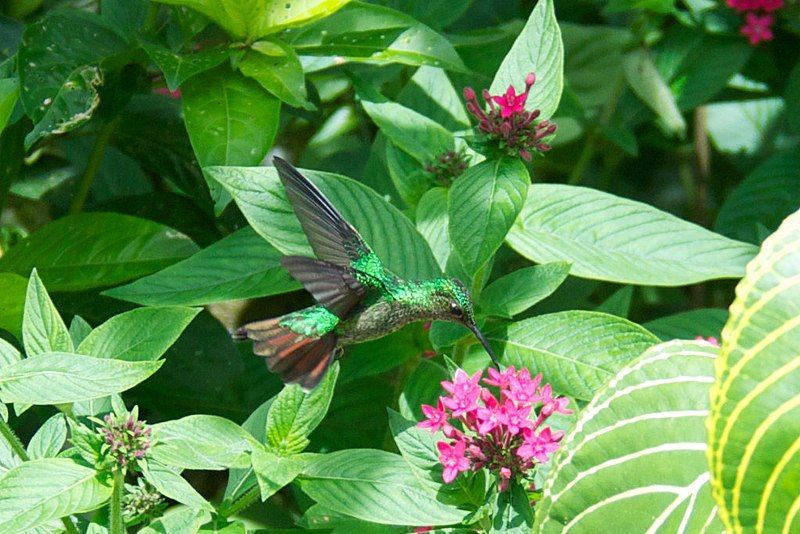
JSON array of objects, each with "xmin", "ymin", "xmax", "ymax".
[{"xmin": 234, "ymin": 157, "xmax": 498, "ymax": 389}]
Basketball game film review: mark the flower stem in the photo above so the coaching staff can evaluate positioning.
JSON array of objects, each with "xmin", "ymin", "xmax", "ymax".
[
  {"xmin": 218, "ymin": 483, "xmax": 260, "ymax": 518},
  {"xmin": 0, "ymin": 416, "xmax": 80, "ymax": 534},
  {"xmin": 68, "ymin": 117, "xmax": 119, "ymax": 215},
  {"xmin": 109, "ymin": 469, "xmax": 125, "ymax": 534}
]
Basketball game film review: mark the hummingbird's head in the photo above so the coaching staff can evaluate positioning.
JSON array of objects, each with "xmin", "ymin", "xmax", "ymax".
[{"xmin": 434, "ymin": 278, "xmax": 499, "ymax": 368}]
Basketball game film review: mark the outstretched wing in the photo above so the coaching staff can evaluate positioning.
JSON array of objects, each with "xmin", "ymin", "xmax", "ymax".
[
  {"xmin": 281, "ymin": 255, "xmax": 365, "ymax": 318},
  {"xmin": 275, "ymin": 157, "xmax": 371, "ymax": 267}
]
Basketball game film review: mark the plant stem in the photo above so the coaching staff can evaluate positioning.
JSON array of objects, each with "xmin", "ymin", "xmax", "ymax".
[
  {"xmin": 109, "ymin": 469, "xmax": 125, "ymax": 534},
  {"xmin": 219, "ymin": 483, "xmax": 260, "ymax": 518},
  {"xmin": 68, "ymin": 117, "xmax": 119, "ymax": 215},
  {"xmin": 567, "ymin": 73, "xmax": 626, "ymax": 185},
  {"xmin": 0, "ymin": 417, "xmax": 80, "ymax": 534}
]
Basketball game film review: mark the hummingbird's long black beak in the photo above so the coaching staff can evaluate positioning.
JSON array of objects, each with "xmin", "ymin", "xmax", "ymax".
[{"xmin": 468, "ymin": 323, "xmax": 500, "ymax": 369}]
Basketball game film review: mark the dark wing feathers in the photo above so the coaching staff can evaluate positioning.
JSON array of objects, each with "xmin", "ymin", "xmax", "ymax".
[
  {"xmin": 281, "ymin": 255, "xmax": 365, "ymax": 318},
  {"xmin": 235, "ymin": 318, "xmax": 335, "ymax": 390},
  {"xmin": 274, "ymin": 157, "xmax": 370, "ymax": 267}
]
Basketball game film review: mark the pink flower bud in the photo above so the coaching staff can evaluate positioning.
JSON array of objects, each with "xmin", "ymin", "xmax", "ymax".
[
  {"xmin": 463, "ymin": 87, "xmax": 476, "ymax": 101},
  {"xmin": 525, "ymin": 73, "xmax": 536, "ymax": 87}
]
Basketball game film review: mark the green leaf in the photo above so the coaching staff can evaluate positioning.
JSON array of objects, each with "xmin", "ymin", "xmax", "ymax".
[
  {"xmin": 22, "ymin": 269, "xmax": 72, "ymax": 356},
  {"xmin": 153, "ymin": 0, "xmax": 351, "ymax": 39},
  {"xmin": 479, "ymin": 262, "xmax": 570, "ymax": 318},
  {"xmin": 76, "ymin": 307, "xmax": 199, "ymax": 361},
  {"xmin": 715, "ymin": 153, "xmax": 800, "ymax": 245},
  {"xmin": 534, "ymin": 341, "xmax": 723, "ymax": 533},
  {"xmin": 643, "ymin": 308, "xmax": 728, "ymax": 342},
  {"xmin": 223, "ymin": 397, "xmax": 274, "ymax": 503},
  {"xmin": 506, "ymin": 184, "xmax": 758, "ymax": 286},
  {"xmin": 0, "ymin": 458, "xmax": 111, "ymax": 532},
  {"xmin": 138, "ymin": 506, "xmax": 211, "ymax": 534},
  {"xmin": 238, "ymin": 39, "xmax": 312, "ymax": 109},
  {"xmin": 708, "ymin": 209, "xmax": 800, "ymax": 533},
  {"xmin": 0, "ymin": 352, "xmax": 162, "ymax": 405},
  {"xmin": 105, "ymin": 227, "xmax": 299, "ymax": 306},
  {"xmin": 362, "ymin": 101, "xmax": 453, "ymax": 164},
  {"xmin": 142, "ymin": 461, "xmax": 213, "ymax": 512},
  {"xmin": 0, "ymin": 213, "xmax": 199, "ymax": 292},
  {"xmin": 150, "ymin": 415, "xmax": 258, "ymax": 470},
  {"xmin": 182, "ymin": 67, "xmax": 280, "ymax": 212},
  {"xmin": 705, "ymin": 98, "xmax": 783, "ymax": 156},
  {"xmin": 487, "ymin": 311, "xmax": 659, "ymax": 400},
  {"xmin": 415, "ymin": 187, "xmax": 452, "ymax": 272},
  {"xmin": 490, "ymin": 0, "xmax": 563, "ymax": 119},
  {"xmin": 0, "ymin": 272, "xmax": 26, "ymax": 340},
  {"xmin": 397, "ymin": 66, "xmax": 471, "ymax": 132},
  {"xmin": 595, "ymin": 285, "xmax": 634, "ymax": 318},
  {"xmin": 493, "ymin": 481, "xmax": 533, "ymax": 533},
  {"xmin": 398, "ymin": 359, "xmax": 449, "ymax": 420},
  {"xmin": 26, "ymin": 413, "xmax": 66, "ymax": 459},
  {"xmin": 0, "ymin": 338, "xmax": 21, "ymax": 370},
  {"xmin": 206, "ymin": 165, "xmax": 441, "ymax": 280},
  {"xmin": 68, "ymin": 315, "xmax": 93, "ymax": 347},
  {"xmin": 141, "ymin": 42, "xmax": 230, "ymax": 92},
  {"xmin": 266, "ymin": 362, "xmax": 339, "ymax": 455},
  {"xmin": 17, "ymin": 10, "xmax": 129, "ymax": 147},
  {"xmin": 0, "ymin": 78, "xmax": 18, "ymax": 134},
  {"xmin": 251, "ymin": 447, "xmax": 307, "ymax": 500},
  {"xmin": 622, "ymin": 48, "xmax": 685, "ymax": 137},
  {"xmin": 286, "ymin": 2, "xmax": 466, "ymax": 72},
  {"xmin": 449, "ymin": 158, "xmax": 529, "ymax": 275},
  {"xmin": 299, "ymin": 449, "xmax": 469, "ymax": 526}
]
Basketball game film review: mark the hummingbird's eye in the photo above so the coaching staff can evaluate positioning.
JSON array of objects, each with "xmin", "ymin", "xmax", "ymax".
[{"xmin": 450, "ymin": 302, "xmax": 463, "ymax": 318}]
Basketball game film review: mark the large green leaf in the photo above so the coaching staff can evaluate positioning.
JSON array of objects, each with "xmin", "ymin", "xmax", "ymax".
[
  {"xmin": 487, "ymin": 311, "xmax": 659, "ymax": 400},
  {"xmin": 26, "ymin": 413, "xmax": 67, "ymax": 459},
  {"xmin": 206, "ymin": 165, "xmax": 441, "ymax": 280},
  {"xmin": 0, "ymin": 213, "xmax": 199, "ymax": 292},
  {"xmin": 141, "ymin": 461, "xmax": 213, "ymax": 512},
  {"xmin": 534, "ymin": 341, "xmax": 723, "ymax": 532},
  {"xmin": 150, "ymin": 415, "xmax": 258, "ymax": 470},
  {"xmin": 141, "ymin": 42, "xmax": 230, "ymax": 92},
  {"xmin": 706, "ymin": 98, "xmax": 783, "ymax": 156},
  {"xmin": 153, "ymin": 0, "xmax": 351, "ymax": 39},
  {"xmin": 715, "ymin": 153, "xmax": 800, "ymax": 245},
  {"xmin": 415, "ymin": 187, "xmax": 452, "ymax": 272},
  {"xmin": 76, "ymin": 307, "xmax": 200, "ymax": 361},
  {"xmin": 644, "ymin": 308, "xmax": 728, "ymax": 342},
  {"xmin": 449, "ymin": 158, "xmax": 529, "ymax": 276},
  {"xmin": 266, "ymin": 362, "xmax": 339, "ymax": 455},
  {"xmin": 489, "ymin": 0, "xmax": 563, "ymax": 119},
  {"xmin": 0, "ymin": 273, "xmax": 26, "ymax": 341},
  {"xmin": 237, "ymin": 39, "xmax": 312, "ymax": 109},
  {"xmin": 708, "ymin": 209, "xmax": 800, "ymax": 533},
  {"xmin": 17, "ymin": 10, "xmax": 129, "ymax": 148},
  {"xmin": 362, "ymin": 100, "xmax": 454, "ymax": 164},
  {"xmin": 506, "ymin": 184, "xmax": 758, "ymax": 286},
  {"xmin": 286, "ymin": 2, "xmax": 466, "ymax": 72},
  {"xmin": 0, "ymin": 352, "xmax": 162, "ymax": 405},
  {"xmin": 0, "ymin": 458, "xmax": 111, "ymax": 532},
  {"xmin": 105, "ymin": 227, "xmax": 299, "ymax": 306},
  {"xmin": 479, "ymin": 262, "xmax": 570, "ymax": 318},
  {"xmin": 22, "ymin": 269, "xmax": 72, "ymax": 356},
  {"xmin": 182, "ymin": 67, "xmax": 281, "ymax": 211},
  {"xmin": 298, "ymin": 449, "xmax": 469, "ymax": 526},
  {"xmin": 251, "ymin": 447, "xmax": 308, "ymax": 500}
]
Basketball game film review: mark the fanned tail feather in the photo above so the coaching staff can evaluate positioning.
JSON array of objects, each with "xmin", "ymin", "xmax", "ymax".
[{"xmin": 235, "ymin": 317, "xmax": 336, "ymax": 390}]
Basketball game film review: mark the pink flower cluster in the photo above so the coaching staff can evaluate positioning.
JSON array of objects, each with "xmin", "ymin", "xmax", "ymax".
[
  {"xmin": 726, "ymin": 0, "xmax": 782, "ymax": 45},
  {"xmin": 418, "ymin": 367, "xmax": 571, "ymax": 490},
  {"xmin": 462, "ymin": 73, "xmax": 557, "ymax": 161}
]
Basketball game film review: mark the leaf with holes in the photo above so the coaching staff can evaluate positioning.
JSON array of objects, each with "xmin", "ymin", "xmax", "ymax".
[
  {"xmin": 534, "ymin": 340, "xmax": 723, "ymax": 533},
  {"xmin": 206, "ymin": 165, "xmax": 441, "ymax": 280},
  {"xmin": 486, "ymin": 311, "xmax": 659, "ymax": 401},
  {"xmin": 708, "ymin": 209, "xmax": 800, "ymax": 533},
  {"xmin": 506, "ymin": 184, "xmax": 758, "ymax": 286},
  {"xmin": 490, "ymin": 0, "xmax": 563, "ymax": 119}
]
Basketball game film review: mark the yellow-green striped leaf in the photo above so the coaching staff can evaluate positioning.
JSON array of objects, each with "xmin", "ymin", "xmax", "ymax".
[
  {"xmin": 708, "ymin": 208, "xmax": 800, "ymax": 533},
  {"xmin": 535, "ymin": 340, "xmax": 723, "ymax": 533}
]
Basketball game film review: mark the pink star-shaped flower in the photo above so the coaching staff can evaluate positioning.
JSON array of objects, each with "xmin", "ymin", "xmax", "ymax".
[
  {"xmin": 499, "ymin": 400, "xmax": 532, "ymax": 435},
  {"xmin": 538, "ymin": 384, "xmax": 573, "ymax": 417},
  {"xmin": 441, "ymin": 370, "xmax": 482, "ymax": 417},
  {"xmin": 437, "ymin": 440, "xmax": 471, "ymax": 483},
  {"xmin": 517, "ymin": 427, "xmax": 563, "ymax": 463},
  {"xmin": 741, "ymin": 12, "xmax": 774, "ymax": 45},
  {"xmin": 492, "ymin": 85, "xmax": 528, "ymax": 118},
  {"xmin": 418, "ymin": 398, "xmax": 451, "ymax": 433},
  {"xmin": 505, "ymin": 369, "xmax": 543, "ymax": 407}
]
